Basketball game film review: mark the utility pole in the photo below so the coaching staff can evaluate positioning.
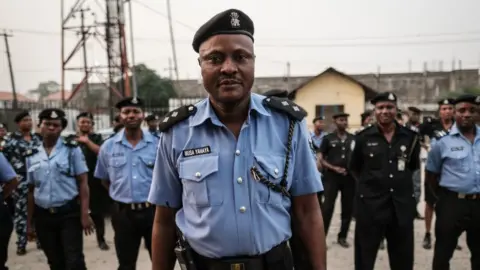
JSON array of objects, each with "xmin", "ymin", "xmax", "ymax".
[
  {"xmin": 79, "ymin": 8, "xmax": 91, "ymax": 99},
  {"xmin": 285, "ymin": 61, "xmax": 291, "ymax": 91},
  {"xmin": 1, "ymin": 31, "xmax": 18, "ymax": 109},
  {"xmin": 164, "ymin": 58, "xmax": 173, "ymax": 80},
  {"xmin": 127, "ymin": 0, "xmax": 138, "ymax": 98},
  {"xmin": 166, "ymin": 0, "xmax": 179, "ymax": 81}
]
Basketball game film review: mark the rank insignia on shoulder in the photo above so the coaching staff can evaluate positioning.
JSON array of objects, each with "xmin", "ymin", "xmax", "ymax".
[
  {"xmin": 22, "ymin": 148, "xmax": 38, "ymax": 157},
  {"xmin": 263, "ymin": 96, "xmax": 307, "ymax": 121},
  {"xmin": 158, "ymin": 105, "xmax": 197, "ymax": 132},
  {"xmin": 408, "ymin": 125, "xmax": 419, "ymax": 133}
]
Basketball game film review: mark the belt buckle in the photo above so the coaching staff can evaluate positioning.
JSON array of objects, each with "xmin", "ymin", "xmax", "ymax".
[
  {"xmin": 472, "ymin": 194, "xmax": 478, "ymax": 200},
  {"xmin": 230, "ymin": 263, "xmax": 245, "ymax": 270},
  {"xmin": 138, "ymin": 203, "xmax": 143, "ymax": 210},
  {"xmin": 458, "ymin": 193, "xmax": 466, "ymax": 199},
  {"xmin": 130, "ymin": 204, "xmax": 135, "ymax": 210},
  {"xmin": 49, "ymin": 208, "xmax": 56, "ymax": 214}
]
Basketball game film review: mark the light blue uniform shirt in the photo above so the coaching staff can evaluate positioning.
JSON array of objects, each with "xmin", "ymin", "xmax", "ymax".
[
  {"xmin": 311, "ymin": 131, "xmax": 327, "ymax": 149},
  {"xmin": 0, "ymin": 152, "xmax": 17, "ymax": 193},
  {"xmin": 426, "ymin": 124, "xmax": 480, "ymax": 194},
  {"xmin": 148, "ymin": 93, "xmax": 323, "ymax": 258},
  {"xmin": 26, "ymin": 138, "xmax": 89, "ymax": 209},
  {"xmin": 95, "ymin": 129, "xmax": 159, "ymax": 203}
]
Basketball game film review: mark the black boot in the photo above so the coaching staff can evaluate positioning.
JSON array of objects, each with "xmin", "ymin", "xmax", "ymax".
[{"xmin": 423, "ymin": 232, "xmax": 432, "ymax": 249}]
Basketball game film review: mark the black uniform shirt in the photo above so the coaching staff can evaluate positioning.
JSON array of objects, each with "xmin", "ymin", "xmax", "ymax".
[{"xmin": 319, "ymin": 131, "xmax": 354, "ymax": 169}]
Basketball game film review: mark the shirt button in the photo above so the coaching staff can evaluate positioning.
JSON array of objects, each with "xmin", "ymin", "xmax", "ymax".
[
  {"xmin": 389, "ymin": 174, "xmax": 393, "ymax": 178},
  {"xmin": 389, "ymin": 160, "xmax": 392, "ymax": 163},
  {"xmin": 274, "ymin": 168, "xmax": 279, "ymax": 175},
  {"xmin": 390, "ymin": 188, "xmax": 394, "ymax": 192},
  {"xmin": 195, "ymin": 172, "xmax": 202, "ymax": 178},
  {"xmin": 133, "ymin": 176, "xmax": 137, "ymax": 179},
  {"xmin": 342, "ymin": 147, "xmax": 345, "ymax": 150},
  {"xmin": 235, "ymin": 150, "xmax": 241, "ymax": 156},
  {"xmin": 341, "ymin": 155, "xmax": 345, "ymax": 159},
  {"xmin": 239, "ymin": 206, "xmax": 246, "ymax": 213},
  {"xmin": 237, "ymin": 177, "xmax": 243, "ymax": 184},
  {"xmin": 370, "ymin": 153, "xmax": 374, "ymax": 157}
]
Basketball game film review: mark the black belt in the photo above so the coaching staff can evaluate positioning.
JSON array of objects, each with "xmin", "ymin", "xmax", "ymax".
[
  {"xmin": 36, "ymin": 199, "xmax": 80, "ymax": 215},
  {"xmin": 193, "ymin": 241, "xmax": 288, "ymax": 270},
  {"xmin": 441, "ymin": 188, "xmax": 480, "ymax": 200},
  {"xmin": 116, "ymin": 201, "xmax": 152, "ymax": 211}
]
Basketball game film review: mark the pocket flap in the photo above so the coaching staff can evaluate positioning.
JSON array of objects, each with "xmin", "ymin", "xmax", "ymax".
[
  {"xmin": 139, "ymin": 156, "xmax": 155, "ymax": 168},
  {"xmin": 109, "ymin": 157, "xmax": 126, "ymax": 168},
  {"xmin": 254, "ymin": 153, "xmax": 286, "ymax": 179},
  {"xmin": 179, "ymin": 155, "xmax": 219, "ymax": 182}
]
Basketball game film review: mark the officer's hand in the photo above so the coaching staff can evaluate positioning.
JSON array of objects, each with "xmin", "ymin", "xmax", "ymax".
[
  {"xmin": 27, "ymin": 225, "xmax": 36, "ymax": 241},
  {"xmin": 76, "ymin": 135, "xmax": 90, "ymax": 144},
  {"xmin": 335, "ymin": 166, "xmax": 347, "ymax": 175},
  {"xmin": 81, "ymin": 214, "xmax": 95, "ymax": 236}
]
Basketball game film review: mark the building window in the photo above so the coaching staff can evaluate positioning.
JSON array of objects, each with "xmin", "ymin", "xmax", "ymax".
[{"xmin": 315, "ymin": 105, "xmax": 344, "ymax": 130}]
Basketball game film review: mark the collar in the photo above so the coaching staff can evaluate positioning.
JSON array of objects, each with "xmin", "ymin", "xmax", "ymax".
[
  {"xmin": 449, "ymin": 123, "xmax": 480, "ymax": 136},
  {"xmin": 190, "ymin": 93, "xmax": 271, "ymax": 127},
  {"xmin": 113, "ymin": 129, "xmax": 154, "ymax": 143},
  {"xmin": 370, "ymin": 122, "xmax": 409, "ymax": 136}
]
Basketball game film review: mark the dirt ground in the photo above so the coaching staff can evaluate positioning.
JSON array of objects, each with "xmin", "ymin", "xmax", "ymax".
[{"xmin": 6, "ymin": 201, "xmax": 471, "ymax": 270}]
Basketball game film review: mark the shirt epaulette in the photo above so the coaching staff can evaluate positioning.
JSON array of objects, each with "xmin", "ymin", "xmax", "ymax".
[
  {"xmin": 263, "ymin": 96, "xmax": 306, "ymax": 121},
  {"xmin": 158, "ymin": 105, "xmax": 197, "ymax": 132},
  {"xmin": 354, "ymin": 124, "xmax": 372, "ymax": 135},
  {"xmin": 405, "ymin": 124, "xmax": 419, "ymax": 134},
  {"xmin": 63, "ymin": 135, "xmax": 79, "ymax": 148},
  {"xmin": 433, "ymin": 130, "xmax": 448, "ymax": 140}
]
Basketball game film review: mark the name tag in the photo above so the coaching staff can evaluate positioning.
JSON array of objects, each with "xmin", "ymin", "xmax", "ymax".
[
  {"xmin": 112, "ymin": 152, "xmax": 124, "ymax": 157},
  {"xmin": 451, "ymin": 146, "xmax": 464, "ymax": 152},
  {"xmin": 182, "ymin": 146, "xmax": 211, "ymax": 157}
]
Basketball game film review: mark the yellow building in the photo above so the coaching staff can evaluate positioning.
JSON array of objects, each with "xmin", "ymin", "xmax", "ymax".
[{"xmin": 288, "ymin": 67, "xmax": 377, "ymax": 131}]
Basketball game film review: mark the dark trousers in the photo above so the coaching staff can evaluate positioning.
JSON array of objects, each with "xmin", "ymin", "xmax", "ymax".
[
  {"xmin": 91, "ymin": 213, "xmax": 106, "ymax": 244},
  {"xmin": 111, "ymin": 204, "xmax": 154, "ymax": 270},
  {"xmin": 321, "ymin": 172, "xmax": 355, "ymax": 239},
  {"xmin": 35, "ymin": 207, "xmax": 86, "ymax": 270},
  {"xmin": 354, "ymin": 207, "xmax": 413, "ymax": 270},
  {"xmin": 432, "ymin": 191, "xmax": 480, "ymax": 270},
  {"xmin": 0, "ymin": 200, "xmax": 13, "ymax": 270}
]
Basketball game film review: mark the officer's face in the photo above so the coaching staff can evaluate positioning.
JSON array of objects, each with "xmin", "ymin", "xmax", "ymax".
[
  {"xmin": 147, "ymin": 120, "xmax": 158, "ymax": 129},
  {"xmin": 313, "ymin": 120, "xmax": 324, "ymax": 131},
  {"xmin": 77, "ymin": 117, "xmax": 93, "ymax": 133},
  {"xmin": 374, "ymin": 101, "xmax": 396, "ymax": 125},
  {"xmin": 335, "ymin": 117, "xmax": 348, "ymax": 130},
  {"xmin": 40, "ymin": 119, "xmax": 63, "ymax": 138},
  {"xmin": 438, "ymin": 104, "xmax": 454, "ymax": 120},
  {"xmin": 0, "ymin": 128, "xmax": 6, "ymax": 138},
  {"xmin": 120, "ymin": 106, "xmax": 144, "ymax": 129},
  {"xmin": 408, "ymin": 111, "xmax": 420, "ymax": 122},
  {"xmin": 18, "ymin": 116, "xmax": 33, "ymax": 131},
  {"xmin": 198, "ymin": 34, "xmax": 255, "ymax": 105},
  {"xmin": 454, "ymin": 102, "xmax": 477, "ymax": 128}
]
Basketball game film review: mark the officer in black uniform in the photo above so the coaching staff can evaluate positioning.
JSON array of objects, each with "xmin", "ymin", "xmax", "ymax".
[
  {"xmin": 349, "ymin": 92, "xmax": 420, "ymax": 270},
  {"xmin": 0, "ymin": 152, "xmax": 18, "ymax": 270},
  {"xmin": 318, "ymin": 113, "xmax": 355, "ymax": 248},
  {"xmin": 75, "ymin": 112, "xmax": 110, "ymax": 250},
  {"xmin": 360, "ymin": 111, "xmax": 372, "ymax": 127}
]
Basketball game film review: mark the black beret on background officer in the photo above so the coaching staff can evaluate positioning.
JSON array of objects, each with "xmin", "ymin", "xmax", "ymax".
[
  {"xmin": 144, "ymin": 114, "xmax": 160, "ymax": 136},
  {"xmin": 75, "ymin": 112, "xmax": 110, "ymax": 251},
  {"xmin": 348, "ymin": 92, "xmax": 420, "ymax": 270},
  {"xmin": 25, "ymin": 109, "xmax": 94, "ymax": 270},
  {"xmin": 149, "ymin": 8, "xmax": 326, "ymax": 270}
]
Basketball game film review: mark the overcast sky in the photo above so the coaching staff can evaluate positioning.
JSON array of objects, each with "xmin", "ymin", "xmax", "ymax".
[{"xmin": 1, "ymin": 0, "xmax": 479, "ymax": 93}]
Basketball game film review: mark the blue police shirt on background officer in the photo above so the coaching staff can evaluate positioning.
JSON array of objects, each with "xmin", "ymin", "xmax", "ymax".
[
  {"xmin": 26, "ymin": 138, "xmax": 89, "ymax": 209},
  {"xmin": 426, "ymin": 123, "xmax": 480, "ymax": 194},
  {"xmin": 148, "ymin": 93, "xmax": 323, "ymax": 258},
  {"xmin": 0, "ymin": 152, "xmax": 16, "ymax": 193},
  {"xmin": 94, "ymin": 129, "xmax": 159, "ymax": 203}
]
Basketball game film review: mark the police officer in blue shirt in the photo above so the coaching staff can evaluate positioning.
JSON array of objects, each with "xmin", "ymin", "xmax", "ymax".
[
  {"xmin": 0, "ymin": 152, "xmax": 18, "ymax": 270},
  {"xmin": 311, "ymin": 116, "xmax": 327, "ymax": 151},
  {"xmin": 425, "ymin": 94, "xmax": 480, "ymax": 270},
  {"xmin": 95, "ymin": 97, "xmax": 159, "ymax": 270},
  {"xmin": 25, "ymin": 109, "xmax": 94, "ymax": 270},
  {"xmin": 148, "ymin": 9, "xmax": 326, "ymax": 270}
]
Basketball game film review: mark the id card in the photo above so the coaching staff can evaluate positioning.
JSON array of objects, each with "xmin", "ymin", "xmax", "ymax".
[{"xmin": 397, "ymin": 159, "xmax": 405, "ymax": 171}]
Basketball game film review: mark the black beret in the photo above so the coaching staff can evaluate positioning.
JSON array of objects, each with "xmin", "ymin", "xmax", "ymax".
[
  {"xmin": 360, "ymin": 111, "xmax": 371, "ymax": 119},
  {"xmin": 192, "ymin": 9, "xmax": 254, "ymax": 53},
  {"xmin": 407, "ymin": 106, "xmax": 421, "ymax": 113},
  {"xmin": 312, "ymin": 116, "xmax": 325, "ymax": 123},
  {"xmin": 76, "ymin": 112, "xmax": 93, "ymax": 120},
  {"xmin": 333, "ymin": 113, "xmax": 350, "ymax": 119},
  {"xmin": 38, "ymin": 109, "xmax": 67, "ymax": 128},
  {"xmin": 14, "ymin": 111, "xmax": 30, "ymax": 123},
  {"xmin": 453, "ymin": 94, "xmax": 479, "ymax": 105},
  {"xmin": 370, "ymin": 92, "xmax": 397, "ymax": 105},
  {"xmin": 145, "ymin": 114, "xmax": 160, "ymax": 122},
  {"xmin": 0, "ymin": 123, "xmax": 7, "ymax": 129},
  {"xmin": 437, "ymin": 98, "xmax": 455, "ymax": 106},
  {"xmin": 115, "ymin": 97, "xmax": 144, "ymax": 109},
  {"xmin": 263, "ymin": 89, "xmax": 289, "ymax": 98}
]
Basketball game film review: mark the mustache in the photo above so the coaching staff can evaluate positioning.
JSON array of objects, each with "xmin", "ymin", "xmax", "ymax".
[{"xmin": 217, "ymin": 77, "xmax": 242, "ymax": 85}]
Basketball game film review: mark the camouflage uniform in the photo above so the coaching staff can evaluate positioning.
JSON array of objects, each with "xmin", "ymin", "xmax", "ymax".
[{"xmin": 3, "ymin": 132, "xmax": 42, "ymax": 251}]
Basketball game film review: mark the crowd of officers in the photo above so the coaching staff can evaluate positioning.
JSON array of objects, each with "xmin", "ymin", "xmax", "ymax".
[{"xmin": 0, "ymin": 7, "xmax": 479, "ymax": 270}]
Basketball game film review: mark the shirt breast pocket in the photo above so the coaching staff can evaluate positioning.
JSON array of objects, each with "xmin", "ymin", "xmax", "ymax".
[
  {"xmin": 139, "ymin": 156, "xmax": 155, "ymax": 179},
  {"xmin": 253, "ymin": 153, "xmax": 288, "ymax": 205},
  {"xmin": 27, "ymin": 163, "xmax": 42, "ymax": 187},
  {"xmin": 363, "ymin": 147, "xmax": 383, "ymax": 170},
  {"xmin": 178, "ymin": 154, "xmax": 223, "ymax": 207},
  {"xmin": 56, "ymin": 161, "xmax": 71, "ymax": 177},
  {"xmin": 108, "ymin": 156, "xmax": 127, "ymax": 180},
  {"xmin": 446, "ymin": 150, "xmax": 470, "ymax": 173}
]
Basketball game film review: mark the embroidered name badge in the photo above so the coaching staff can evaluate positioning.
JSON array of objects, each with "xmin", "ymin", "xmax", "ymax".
[
  {"xmin": 451, "ymin": 146, "xmax": 464, "ymax": 152},
  {"xmin": 112, "ymin": 152, "xmax": 124, "ymax": 157},
  {"xmin": 182, "ymin": 146, "xmax": 211, "ymax": 157}
]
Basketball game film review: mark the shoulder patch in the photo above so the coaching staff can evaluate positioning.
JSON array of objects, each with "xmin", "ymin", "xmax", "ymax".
[
  {"xmin": 433, "ymin": 130, "xmax": 448, "ymax": 140},
  {"xmin": 63, "ymin": 135, "xmax": 79, "ymax": 148},
  {"xmin": 22, "ymin": 148, "xmax": 38, "ymax": 157},
  {"xmin": 263, "ymin": 96, "xmax": 306, "ymax": 121},
  {"xmin": 158, "ymin": 105, "xmax": 197, "ymax": 132}
]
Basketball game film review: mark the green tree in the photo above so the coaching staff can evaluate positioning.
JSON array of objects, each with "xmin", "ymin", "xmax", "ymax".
[
  {"xmin": 28, "ymin": 81, "xmax": 60, "ymax": 101},
  {"xmin": 119, "ymin": 63, "xmax": 177, "ymax": 107},
  {"xmin": 445, "ymin": 87, "xmax": 480, "ymax": 99}
]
